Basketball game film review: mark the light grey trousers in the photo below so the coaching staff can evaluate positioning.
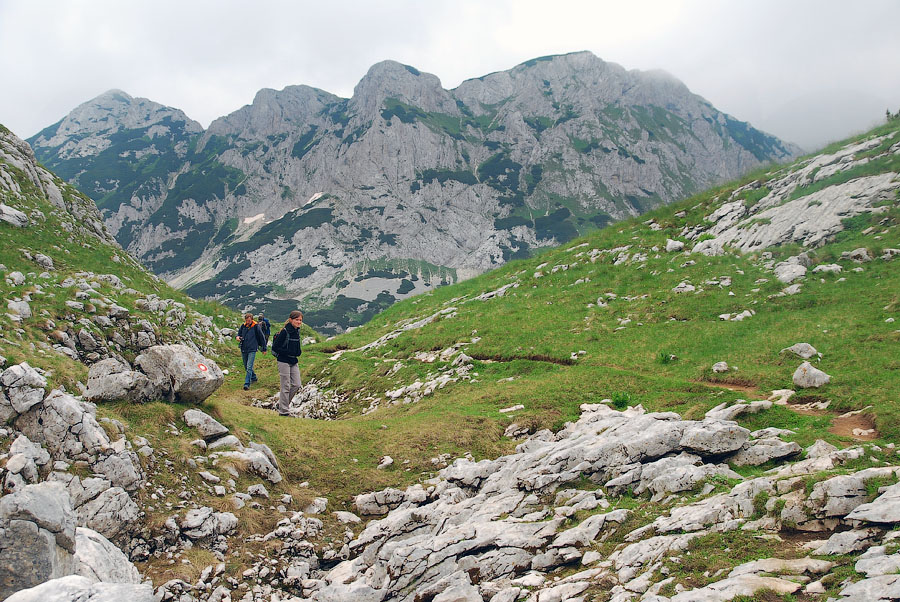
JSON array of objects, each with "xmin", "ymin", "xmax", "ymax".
[{"xmin": 277, "ymin": 361, "xmax": 302, "ymax": 414}]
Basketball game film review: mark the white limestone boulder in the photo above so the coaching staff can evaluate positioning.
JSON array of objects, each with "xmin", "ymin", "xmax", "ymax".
[
  {"xmin": 680, "ymin": 420, "xmax": 750, "ymax": 456},
  {"xmin": 0, "ymin": 362, "xmax": 47, "ymax": 421},
  {"xmin": 728, "ymin": 438, "xmax": 801, "ymax": 466},
  {"xmin": 5, "ymin": 575, "xmax": 153, "ymax": 602},
  {"xmin": 781, "ymin": 342, "xmax": 819, "ymax": 359},
  {"xmin": 73, "ymin": 527, "xmax": 141, "ymax": 584},
  {"xmin": 183, "ymin": 408, "xmax": 229, "ymax": 441},
  {"xmin": 0, "ymin": 482, "xmax": 76, "ymax": 599},
  {"xmin": 792, "ymin": 361, "xmax": 831, "ymax": 388},
  {"xmin": 15, "ymin": 390, "xmax": 143, "ymax": 492}
]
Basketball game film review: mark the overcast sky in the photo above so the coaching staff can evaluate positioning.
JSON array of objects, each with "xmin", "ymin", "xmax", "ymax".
[{"xmin": 2, "ymin": 0, "xmax": 898, "ymax": 150}]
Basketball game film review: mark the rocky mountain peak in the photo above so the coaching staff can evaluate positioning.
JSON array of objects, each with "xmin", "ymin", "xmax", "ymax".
[
  {"xmin": 30, "ymin": 89, "xmax": 202, "ymax": 162},
  {"xmin": 351, "ymin": 60, "xmax": 458, "ymax": 117},
  {"xmin": 205, "ymin": 85, "xmax": 341, "ymax": 140},
  {"xmin": 28, "ymin": 53, "xmax": 801, "ymax": 333}
]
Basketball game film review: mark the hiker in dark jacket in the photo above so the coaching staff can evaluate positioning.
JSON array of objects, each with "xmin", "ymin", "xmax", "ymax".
[
  {"xmin": 258, "ymin": 312, "xmax": 271, "ymax": 344},
  {"xmin": 271, "ymin": 310, "xmax": 303, "ymax": 416},
  {"xmin": 237, "ymin": 312, "xmax": 267, "ymax": 390}
]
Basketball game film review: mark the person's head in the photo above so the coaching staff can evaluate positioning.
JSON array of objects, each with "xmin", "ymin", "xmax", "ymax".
[
  {"xmin": 244, "ymin": 312, "xmax": 253, "ymax": 324},
  {"xmin": 286, "ymin": 310, "xmax": 303, "ymax": 328},
  {"xmin": 258, "ymin": 313, "xmax": 265, "ymax": 321}
]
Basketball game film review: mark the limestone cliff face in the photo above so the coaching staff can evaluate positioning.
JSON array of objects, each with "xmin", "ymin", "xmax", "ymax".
[
  {"xmin": 1, "ymin": 125, "xmax": 115, "ymax": 246},
  {"xmin": 28, "ymin": 52, "xmax": 799, "ymax": 332}
]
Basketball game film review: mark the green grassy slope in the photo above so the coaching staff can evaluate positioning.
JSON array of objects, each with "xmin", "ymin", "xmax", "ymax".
[
  {"xmin": 7, "ymin": 120, "xmax": 897, "ymax": 589},
  {"xmin": 110, "ymin": 120, "xmax": 899, "ymax": 544}
]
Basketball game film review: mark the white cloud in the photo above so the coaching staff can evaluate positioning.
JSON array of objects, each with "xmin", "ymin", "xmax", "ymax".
[{"xmin": 1, "ymin": 0, "xmax": 898, "ymax": 149}]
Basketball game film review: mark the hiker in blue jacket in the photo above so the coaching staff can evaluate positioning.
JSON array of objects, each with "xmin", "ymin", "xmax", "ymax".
[
  {"xmin": 257, "ymin": 312, "xmax": 271, "ymax": 344},
  {"xmin": 237, "ymin": 312, "xmax": 267, "ymax": 390}
]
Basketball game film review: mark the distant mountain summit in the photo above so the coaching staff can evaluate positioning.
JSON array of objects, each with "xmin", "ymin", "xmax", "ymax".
[{"xmin": 29, "ymin": 52, "xmax": 799, "ymax": 332}]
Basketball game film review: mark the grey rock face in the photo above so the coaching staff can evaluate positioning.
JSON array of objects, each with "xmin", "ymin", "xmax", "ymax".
[
  {"xmin": 314, "ymin": 403, "xmax": 812, "ymax": 600},
  {"xmin": 15, "ymin": 389, "xmax": 143, "ymax": 491},
  {"xmin": 73, "ymin": 527, "xmax": 141, "ymax": 584},
  {"xmin": 665, "ymin": 239, "xmax": 685, "ymax": 253},
  {"xmin": 781, "ymin": 343, "xmax": 818, "ymax": 359},
  {"xmin": 0, "ymin": 202, "xmax": 29, "ymax": 227},
  {"xmin": 215, "ymin": 449, "xmax": 282, "ymax": 484},
  {"xmin": 177, "ymin": 507, "xmax": 238, "ymax": 541},
  {"xmin": 729, "ymin": 438, "xmax": 802, "ymax": 466},
  {"xmin": 0, "ymin": 362, "xmax": 47, "ymax": 420},
  {"xmin": 45, "ymin": 472, "xmax": 141, "ymax": 543},
  {"xmin": 0, "ymin": 482, "xmax": 76, "ymax": 600},
  {"xmin": 846, "ymin": 482, "xmax": 900, "ymax": 523},
  {"xmin": 134, "ymin": 344, "xmax": 223, "ymax": 403},
  {"xmin": 792, "ymin": 361, "xmax": 831, "ymax": 388},
  {"xmin": 4, "ymin": 575, "xmax": 153, "ymax": 602},
  {"xmin": 687, "ymin": 134, "xmax": 900, "ymax": 256},
  {"xmin": 680, "ymin": 420, "xmax": 750, "ymax": 455},
  {"xmin": 774, "ymin": 262, "xmax": 807, "ymax": 283},
  {"xmin": 84, "ymin": 358, "xmax": 159, "ymax": 403},
  {"xmin": 75, "ymin": 487, "xmax": 141, "ymax": 542},
  {"xmin": 183, "ymin": 408, "xmax": 229, "ymax": 441},
  {"xmin": 29, "ymin": 53, "xmax": 796, "ymax": 333}
]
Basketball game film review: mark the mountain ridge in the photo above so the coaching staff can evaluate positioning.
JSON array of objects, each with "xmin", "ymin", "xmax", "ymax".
[{"xmin": 28, "ymin": 52, "xmax": 800, "ymax": 333}]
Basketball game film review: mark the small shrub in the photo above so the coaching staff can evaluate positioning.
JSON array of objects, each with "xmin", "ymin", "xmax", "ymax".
[
  {"xmin": 752, "ymin": 491, "xmax": 770, "ymax": 519},
  {"xmin": 611, "ymin": 391, "xmax": 631, "ymax": 409},
  {"xmin": 657, "ymin": 350, "xmax": 678, "ymax": 364}
]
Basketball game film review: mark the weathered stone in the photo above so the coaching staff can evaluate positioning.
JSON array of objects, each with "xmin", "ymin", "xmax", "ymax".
[
  {"xmin": 838, "ymin": 573, "xmax": 900, "ymax": 600},
  {"xmin": 792, "ymin": 361, "xmax": 831, "ymax": 388},
  {"xmin": 5, "ymin": 575, "xmax": 153, "ymax": 601},
  {"xmin": 15, "ymin": 390, "xmax": 143, "ymax": 491},
  {"xmin": 134, "ymin": 344, "xmax": 223, "ymax": 403},
  {"xmin": 0, "ymin": 203, "xmax": 28, "ymax": 227},
  {"xmin": 781, "ymin": 343, "xmax": 818, "ymax": 359},
  {"xmin": 183, "ymin": 408, "xmax": 229, "ymax": 441},
  {"xmin": 1, "ymin": 363, "xmax": 47, "ymax": 418},
  {"xmin": 178, "ymin": 507, "xmax": 238, "ymax": 541},
  {"xmin": 846, "ymin": 482, "xmax": 900, "ymax": 524},
  {"xmin": 84, "ymin": 358, "xmax": 160, "ymax": 404},
  {"xmin": 774, "ymin": 262, "xmax": 806, "ymax": 283},
  {"xmin": 75, "ymin": 487, "xmax": 141, "ymax": 542},
  {"xmin": 73, "ymin": 526, "xmax": 141, "ymax": 583},
  {"xmin": 812, "ymin": 528, "xmax": 880, "ymax": 555},
  {"xmin": 671, "ymin": 575, "xmax": 801, "ymax": 600},
  {"xmin": 729, "ymin": 438, "xmax": 801, "ymax": 466},
  {"xmin": 680, "ymin": 420, "xmax": 750, "ymax": 455},
  {"xmin": 206, "ymin": 434, "xmax": 243, "ymax": 451},
  {"xmin": 215, "ymin": 449, "xmax": 282, "ymax": 483},
  {"xmin": 0, "ymin": 482, "xmax": 76, "ymax": 599},
  {"xmin": 843, "ymin": 247, "xmax": 872, "ymax": 263},
  {"xmin": 665, "ymin": 239, "xmax": 685, "ymax": 252}
]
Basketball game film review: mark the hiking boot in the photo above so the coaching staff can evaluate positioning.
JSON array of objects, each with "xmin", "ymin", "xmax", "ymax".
[{"xmin": 243, "ymin": 384, "xmax": 249, "ymax": 390}]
